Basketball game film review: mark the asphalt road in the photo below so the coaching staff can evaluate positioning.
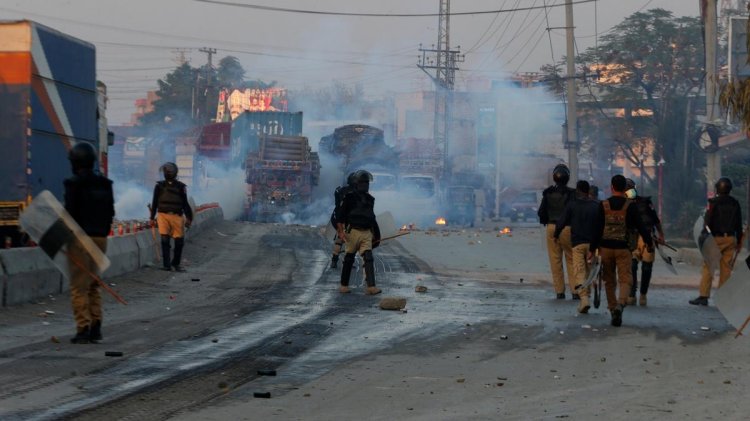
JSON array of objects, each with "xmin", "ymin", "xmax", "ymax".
[{"xmin": 0, "ymin": 221, "xmax": 747, "ymax": 420}]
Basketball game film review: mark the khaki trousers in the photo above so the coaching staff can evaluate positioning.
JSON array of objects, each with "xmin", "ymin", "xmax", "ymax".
[
  {"xmin": 631, "ymin": 235, "xmax": 655, "ymax": 263},
  {"xmin": 699, "ymin": 236, "xmax": 737, "ymax": 297},
  {"xmin": 68, "ymin": 237, "xmax": 108, "ymax": 330},
  {"xmin": 600, "ymin": 247, "xmax": 632, "ymax": 310},
  {"xmin": 545, "ymin": 225, "xmax": 574, "ymax": 294},
  {"xmin": 571, "ymin": 244, "xmax": 591, "ymax": 298},
  {"xmin": 345, "ymin": 228, "xmax": 373, "ymax": 255},
  {"xmin": 157, "ymin": 212, "xmax": 185, "ymax": 238}
]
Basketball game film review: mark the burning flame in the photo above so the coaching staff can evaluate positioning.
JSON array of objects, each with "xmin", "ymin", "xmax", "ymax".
[
  {"xmin": 497, "ymin": 227, "xmax": 513, "ymax": 237},
  {"xmin": 435, "ymin": 217, "xmax": 446, "ymax": 225},
  {"xmin": 400, "ymin": 224, "xmax": 409, "ymax": 231}
]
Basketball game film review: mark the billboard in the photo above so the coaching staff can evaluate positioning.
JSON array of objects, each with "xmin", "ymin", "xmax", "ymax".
[{"xmin": 216, "ymin": 88, "xmax": 288, "ymax": 122}]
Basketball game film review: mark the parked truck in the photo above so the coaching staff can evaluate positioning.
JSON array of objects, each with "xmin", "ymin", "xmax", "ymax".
[
  {"xmin": 245, "ymin": 134, "xmax": 320, "ymax": 221},
  {"xmin": 0, "ymin": 21, "xmax": 100, "ymax": 245},
  {"xmin": 319, "ymin": 125, "xmax": 400, "ymax": 180}
]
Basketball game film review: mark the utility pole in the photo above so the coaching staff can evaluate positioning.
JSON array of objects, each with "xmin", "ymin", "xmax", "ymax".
[
  {"xmin": 418, "ymin": 0, "xmax": 464, "ymax": 181},
  {"xmin": 199, "ymin": 47, "xmax": 217, "ymax": 123},
  {"xmin": 704, "ymin": 0, "xmax": 721, "ymax": 195},
  {"xmin": 564, "ymin": 0, "xmax": 579, "ymax": 183}
]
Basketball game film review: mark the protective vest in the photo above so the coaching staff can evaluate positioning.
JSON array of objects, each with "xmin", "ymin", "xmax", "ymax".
[
  {"xmin": 545, "ymin": 186, "xmax": 569, "ymax": 222},
  {"xmin": 347, "ymin": 191, "xmax": 376, "ymax": 229},
  {"xmin": 634, "ymin": 197, "xmax": 656, "ymax": 229},
  {"xmin": 709, "ymin": 196, "xmax": 741, "ymax": 235},
  {"xmin": 157, "ymin": 180, "xmax": 186, "ymax": 214},
  {"xmin": 64, "ymin": 172, "xmax": 114, "ymax": 237},
  {"xmin": 331, "ymin": 184, "xmax": 353, "ymax": 226},
  {"xmin": 602, "ymin": 199, "xmax": 630, "ymax": 242}
]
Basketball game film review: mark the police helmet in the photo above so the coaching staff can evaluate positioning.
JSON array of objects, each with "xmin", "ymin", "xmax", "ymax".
[
  {"xmin": 161, "ymin": 162, "xmax": 179, "ymax": 180},
  {"xmin": 625, "ymin": 178, "xmax": 636, "ymax": 191},
  {"xmin": 68, "ymin": 142, "xmax": 97, "ymax": 170},
  {"xmin": 715, "ymin": 177, "xmax": 733, "ymax": 195},
  {"xmin": 552, "ymin": 164, "xmax": 570, "ymax": 185},
  {"xmin": 346, "ymin": 172, "xmax": 357, "ymax": 186},
  {"xmin": 354, "ymin": 170, "xmax": 373, "ymax": 183}
]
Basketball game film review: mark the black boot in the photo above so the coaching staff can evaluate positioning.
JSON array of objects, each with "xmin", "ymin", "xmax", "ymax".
[
  {"xmin": 630, "ymin": 259, "xmax": 639, "ymax": 297},
  {"xmin": 330, "ymin": 255, "xmax": 339, "ymax": 269},
  {"xmin": 161, "ymin": 236, "xmax": 171, "ymax": 271},
  {"xmin": 340, "ymin": 253, "xmax": 355, "ymax": 288},
  {"xmin": 172, "ymin": 237, "xmax": 185, "ymax": 271},
  {"xmin": 611, "ymin": 305, "xmax": 624, "ymax": 327},
  {"xmin": 90, "ymin": 320, "xmax": 102, "ymax": 342},
  {"xmin": 71, "ymin": 326, "xmax": 91, "ymax": 344},
  {"xmin": 641, "ymin": 261, "xmax": 653, "ymax": 296},
  {"xmin": 363, "ymin": 250, "xmax": 381, "ymax": 295},
  {"xmin": 689, "ymin": 296, "xmax": 709, "ymax": 306}
]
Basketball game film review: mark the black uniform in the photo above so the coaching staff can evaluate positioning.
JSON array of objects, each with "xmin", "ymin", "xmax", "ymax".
[
  {"xmin": 64, "ymin": 170, "xmax": 115, "ymax": 237},
  {"xmin": 554, "ymin": 193, "xmax": 601, "ymax": 251},
  {"xmin": 538, "ymin": 185, "xmax": 575, "ymax": 225},
  {"xmin": 329, "ymin": 184, "xmax": 355, "ymax": 267}
]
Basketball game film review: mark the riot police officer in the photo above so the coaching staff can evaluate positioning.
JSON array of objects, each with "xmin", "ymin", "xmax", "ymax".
[
  {"xmin": 690, "ymin": 177, "xmax": 743, "ymax": 306},
  {"xmin": 337, "ymin": 170, "xmax": 382, "ymax": 295},
  {"xmin": 64, "ymin": 142, "xmax": 115, "ymax": 344},
  {"xmin": 150, "ymin": 162, "xmax": 193, "ymax": 272},
  {"xmin": 330, "ymin": 172, "xmax": 356, "ymax": 269},
  {"xmin": 538, "ymin": 164, "xmax": 576, "ymax": 299},
  {"xmin": 625, "ymin": 178, "xmax": 664, "ymax": 307}
]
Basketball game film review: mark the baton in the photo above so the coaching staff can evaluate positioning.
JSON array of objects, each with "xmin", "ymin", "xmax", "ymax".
[
  {"xmin": 63, "ymin": 251, "xmax": 128, "ymax": 305},
  {"xmin": 373, "ymin": 231, "xmax": 411, "ymax": 245}
]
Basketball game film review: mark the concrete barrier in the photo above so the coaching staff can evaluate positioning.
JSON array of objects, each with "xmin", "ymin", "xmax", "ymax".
[
  {"xmin": 0, "ymin": 248, "xmax": 63, "ymax": 306},
  {"xmin": 0, "ymin": 205, "xmax": 224, "ymax": 307}
]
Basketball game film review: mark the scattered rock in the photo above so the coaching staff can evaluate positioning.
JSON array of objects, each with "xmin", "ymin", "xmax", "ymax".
[
  {"xmin": 191, "ymin": 278, "xmax": 200, "ymax": 282},
  {"xmin": 415, "ymin": 285, "xmax": 428, "ymax": 293},
  {"xmin": 379, "ymin": 297, "xmax": 407, "ymax": 311},
  {"xmin": 218, "ymin": 381, "xmax": 228, "ymax": 389},
  {"xmin": 667, "ymin": 399, "xmax": 676, "ymax": 404},
  {"xmin": 500, "ymin": 335, "xmax": 509, "ymax": 340},
  {"xmin": 700, "ymin": 326, "xmax": 710, "ymax": 331},
  {"xmin": 105, "ymin": 351, "xmax": 123, "ymax": 357},
  {"xmin": 212, "ymin": 339, "xmax": 219, "ymax": 343},
  {"xmin": 600, "ymin": 357, "xmax": 606, "ymax": 362},
  {"xmin": 496, "ymin": 383, "xmax": 505, "ymax": 387},
  {"xmin": 254, "ymin": 392, "xmax": 271, "ymax": 398},
  {"xmin": 50, "ymin": 336, "xmax": 60, "ymax": 343},
  {"xmin": 723, "ymin": 380, "xmax": 732, "ymax": 384},
  {"xmin": 304, "ymin": 393, "xmax": 311, "ymax": 397},
  {"xmin": 258, "ymin": 369, "xmax": 277, "ymax": 376},
  {"xmin": 44, "ymin": 310, "xmax": 55, "ymax": 315},
  {"xmin": 456, "ymin": 378, "xmax": 465, "ymax": 383}
]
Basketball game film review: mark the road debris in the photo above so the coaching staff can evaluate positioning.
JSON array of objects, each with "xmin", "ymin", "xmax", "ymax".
[
  {"xmin": 456, "ymin": 378, "xmax": 465, "ymax": 383},
  {"xmin": 415, "ymin": 285, "xmax": 428, "ymax": 293},
  {"xmin": 254, "ymin": 392, "xmax": 271, "ymax": 398},
  {"xmin": 380, "ymin": 297, "xmax": 407, "ymax": 310},
  {"xmin": 105, "ymin": 351, "xmax": 123, "ymax": 357},
  {"xmin": 50, "ymin": 336, "xmax": 60, "ymax": 343},
  {"xmin": 257, "ymin": 369, "xmax": 277, "ymax": 376}
]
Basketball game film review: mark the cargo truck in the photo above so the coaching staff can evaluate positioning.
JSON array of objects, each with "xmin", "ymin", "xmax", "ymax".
[
  {"xmin": 245, "ymin": 134, "xmax": 320, "ymax": 221},
  {"xmin": 0, "ymin": 21, "xmax": 100, "ymax": 245}
]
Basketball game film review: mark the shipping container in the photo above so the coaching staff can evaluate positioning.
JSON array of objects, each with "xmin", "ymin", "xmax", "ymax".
[{"xmin": 0, "ymin": 20, "xmax": 98, "ymax": 234}]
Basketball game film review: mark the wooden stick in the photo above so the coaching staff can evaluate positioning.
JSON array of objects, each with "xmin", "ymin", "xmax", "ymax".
[
  {"xmin": 374, "ymin": 231, "xmax": 411, "ymax": 244},
  {"xmin": 735, "ymin": 315, "xmax": 750, "ymax": 339},
  {"xmin": 63, "ymin": 251, "xmax": 128, "ymax": 305}
]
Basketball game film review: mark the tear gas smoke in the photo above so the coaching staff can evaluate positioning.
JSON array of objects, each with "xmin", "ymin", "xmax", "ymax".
[{"xmin": 191, "ymin": 161, "xmax": 246, "ymax": 220}]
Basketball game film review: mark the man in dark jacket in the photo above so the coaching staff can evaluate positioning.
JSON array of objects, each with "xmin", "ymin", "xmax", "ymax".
[
  {"xmin": 64, "ymin": 142, "xmax": 115, "ymax": 344},
  {"xmin": 624, "ymin": 178, "xmax": 664, "ymax": 307},
  {"xmin": 538, "ymin": 164, "xmax": 576, "ymax": 299},
  {"xmin": 690, "ymin": 177, "xmax": 743, "ymax": 306},
  {"xmin": 593, "ymin": 175, "xmax": 653, "ymax": 327},
  {"xmin": 150, "ymin": 162, "xmax": 193, "ymax": 272},
  {"xmin": 337, "ymin": 170, "xmax": 381, "ymax": 295},
  {"xmin": 554, "ymin": 180, "xmax": 600, "ymax": 314},
  {"xmin": 329, "ymin": 172, "xmax": 356, "ymax": 269}
]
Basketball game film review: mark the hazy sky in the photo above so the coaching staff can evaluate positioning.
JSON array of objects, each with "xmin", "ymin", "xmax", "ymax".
[{"xmin": 0, "ymin": 0, "xmax": 700, "ymax": 124}]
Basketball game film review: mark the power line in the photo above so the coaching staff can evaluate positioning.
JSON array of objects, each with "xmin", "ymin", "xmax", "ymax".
[{"xmin": 193, "ymin": 0, "xmax": 598, "ymax": 17}]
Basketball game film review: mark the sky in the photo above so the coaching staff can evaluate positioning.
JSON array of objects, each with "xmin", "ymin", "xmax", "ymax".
[{"xmin": 0, "ymin": 0, "xmax": 701, "ymax": 125}]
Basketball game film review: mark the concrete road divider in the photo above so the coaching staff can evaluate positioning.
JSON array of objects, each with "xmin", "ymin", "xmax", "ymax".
[
  {"xmin": 0, "ymin": 204, "xmax": 224, "ymax": 307},
  {"xmin": 0, "ymin": 247, "xmax": 64, "ymax": 307}
]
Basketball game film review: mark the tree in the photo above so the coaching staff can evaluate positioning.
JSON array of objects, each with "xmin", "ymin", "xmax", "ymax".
[
  {"xmin": 543, "ymin": 9, "xmax": 706, "ymax": 229},
  {"xmin": 138, "ymin": 62, "xmax": 199, "ymax": 129},
  {"xmin": 217, "ymin": 56, "xmax": 245, "ymax": 89}
]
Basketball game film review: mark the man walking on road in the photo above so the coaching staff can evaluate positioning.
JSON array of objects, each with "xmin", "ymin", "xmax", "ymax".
[
  {"xmin": 337, "ymin": 170, "xmax": 382, "ymax": 295},
  {"xmin": 554, "ymin": 180, "xmax": 600, "ymax": 314},
  {"xmin": 689, "ymin": 177, "xmax": 743, "ymax": 306},
  {"xmin": 624, "ymin": 178, "xmax": 664, "ymax": 307},
  {"xmin": 64, "ymin": 142, "xmax": 115, "ymax": 344},
  {"xmin": 150, "ymin": 162, "xmax": 193, "ymax": 272},
  {"xmin": 538, "ymin": 164, "xmax": 576, "ymax": 299},
  {"xmin": 594, "ymin": 175, "xmax": 653, "ymax": 327}
]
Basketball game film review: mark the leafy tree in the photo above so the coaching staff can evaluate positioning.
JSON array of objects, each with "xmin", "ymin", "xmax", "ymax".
[
  {"xmin": 542, "ymin": 9, "xmax": 706, "ymax": 229},
  {"xmin": 138, "ymin": 62, "xmax": 199, "ymax": 129},
  {"xmin": 217, "ymin": 56, "xmax": 245, "ymax": 88}
]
